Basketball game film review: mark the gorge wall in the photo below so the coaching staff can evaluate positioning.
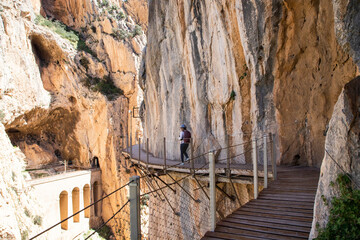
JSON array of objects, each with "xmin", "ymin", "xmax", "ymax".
[
  {"xmin": 1, "ymin": 0, "xmax": 360, "ymax": 239},
  {"xmin": 310, "ymin": 76, "xmax": 360, "ymax": 238},
  {"xmin": 142, "ymin": 0, "xmax": 359, "ymax": 167},
  {"xmin": 0, "ymin": 0, "xmax": 147, "ymax": 238}
]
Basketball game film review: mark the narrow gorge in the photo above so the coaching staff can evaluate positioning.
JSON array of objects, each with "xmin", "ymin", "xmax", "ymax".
[{"xmin": 0, "ymin": 0, "xmax": 359, "ymax": 239}]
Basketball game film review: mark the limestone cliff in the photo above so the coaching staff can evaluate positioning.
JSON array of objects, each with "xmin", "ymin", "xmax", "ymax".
[
  {"xmin": 1, "ymin": 0, "xmax": 360, "ymax": 239},
  {"xmin": 142, "ymin": 0, "xmax": 358, "ymax": 167},
  {"xmin": 309, "ymin": 76, "xmax": 360, "ymax": 239},
  {"xmin": 0, "ymin": 0, "xmax": 147, "ymax": 238}
]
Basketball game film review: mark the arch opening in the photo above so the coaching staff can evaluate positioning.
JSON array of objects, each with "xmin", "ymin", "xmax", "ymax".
[
  {"xmin": 93, "ymin": 181, "xmax": 100, "ymax": 217},
  {"xmin": 59, "ymin": 191, "xmax": 68, "ymax": 230},
  {"xmin": 83, "ymin": 184, "xmax": 90, "ymax": 218},
  {"xmin": 72, "ymin": 187, "xmax": 80, "ymax": 222},
  {"xmin": 92, "ymin": 156, "xmax": 99, "ymax": 168}
]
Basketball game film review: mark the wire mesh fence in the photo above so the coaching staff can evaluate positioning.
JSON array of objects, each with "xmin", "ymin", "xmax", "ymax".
[{"xmin": 145, "ymin": 173, "xmax": 211, "ymax": 240}]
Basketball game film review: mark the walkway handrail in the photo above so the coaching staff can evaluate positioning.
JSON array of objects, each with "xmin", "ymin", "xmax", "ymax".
[{"xmin": 325, "ymin": 149, "xmax": 359, "ymax": 189}]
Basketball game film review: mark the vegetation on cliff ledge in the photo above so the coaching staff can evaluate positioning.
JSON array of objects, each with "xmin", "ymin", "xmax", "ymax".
[
  {"xmin": 81, "ymin": 75, "xmax": 124, "ymax": 101},
  {"xmin": 34, "ymin": 15, "xmax": 97, "ymax": 58},
  {"xmin": 316, "ymin": 174, "xmax": 360, "ymax": 240}
]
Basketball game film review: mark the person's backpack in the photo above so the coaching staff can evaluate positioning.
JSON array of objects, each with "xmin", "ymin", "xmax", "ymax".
[{"xmin": 183, "ymin": 130, "xmax": 191, "ymax": 143}]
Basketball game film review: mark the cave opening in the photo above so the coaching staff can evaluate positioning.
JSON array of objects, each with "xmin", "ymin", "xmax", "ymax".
[
  {"xmin": 293, "ymin": 154, "xmax": 301, "ymax": 165},
  {"xmin": 31, "ymin": 35, "xmax": 52, "ymax": 68}
]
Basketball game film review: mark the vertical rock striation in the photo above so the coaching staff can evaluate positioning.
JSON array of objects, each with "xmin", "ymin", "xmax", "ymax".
[
  {"xmin": 310, "ymin": 76, "xmax": 360, "ymax": 239},
  {"xmin": 143, "ymin": 0, "xmax": 358, "ymax": 167}
]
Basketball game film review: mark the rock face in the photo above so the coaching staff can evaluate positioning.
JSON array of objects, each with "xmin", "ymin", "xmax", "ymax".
[
  {"xmin": 0, "ymin": 0, "xmax": 147, "ymax": 238},
  {"xmin": 309, "ymin": 76, "xmax": 360, "ymax": 239},
  {"xmin": 142, "ymin": 0, "xmax": 358, "ymax": 166},
  {"xmin": 0, "ymin": 123, "xmax": 43, "ymax": 240}
]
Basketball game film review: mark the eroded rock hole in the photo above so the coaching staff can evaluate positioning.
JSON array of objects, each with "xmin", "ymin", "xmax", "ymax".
[
  {"xmin": 31, "ymin": 35, "xmax": 52, "ymax": 67},
  {"xmin": 293, "ymin": 154, "xmax": 301, "ymax": 165},
  {"xmin": 54, "ymin": 149, "xmax": 62, "ymax": 159},
  {"xmin": 68, "ymin": 96, "xmax": 77, "ymax": 104}
]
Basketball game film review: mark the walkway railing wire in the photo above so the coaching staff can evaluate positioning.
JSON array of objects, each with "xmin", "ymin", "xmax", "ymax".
[
  {"xmin": 325, "ymin": 149, "xmax": 360, "ymax": 189},
  {"xmin": 29, "ymin": 180, "xmax": 134, "ymax": 239},
  {"xmin": 84, "ymin": 200, "xmax": 130, "ymax": 240}
]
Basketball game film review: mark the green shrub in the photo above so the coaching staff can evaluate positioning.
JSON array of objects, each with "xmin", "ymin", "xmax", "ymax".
[
  {"xmin": 133, "ymin": 25, "xmax": 143, "ymax": 36},
  {"xmin": 93, "ymin": 80, "xmax": 124, "ymax": 99},
  {"xmin": 316, "ymin": 174, "xmax": 360, "ymax": 240},
  {"xmin": 77, "ymin": 40, "xmax": 98, "ymax": 58},
  {"xmin": 81, "ymin": 75, "xmax": 123, "ymax": 101},
  {"xmin": 117, "ymin": 11, "xmax": 126, "ymax": 20},
  {"xmin": 35, "ymin": 15, "xmax": 79, "ymax": 46},
  {"xmin": 97, "ymin": 225, "xmax": 113, "ymax": 239},
  {"xmin": 112, "ymin": 28, "xmax": 132, "ymax": 40},
  {"xmin": 24, "ymin": 207, "xmax": 31, "ymax": 217},
  {"xmin": 108, "ymin": 5, "xmax": 119, "ymax": 14},
  {"xmin": 21, "ymin": 230, "xmax": 28, "ymax": 240},
  {"xmin": 33, "ymin": 215, "xmax": 43, "ymax": 226},
  {"xmin": 35, "ymin": 15, "xmax": 98, "ymax": 58},
  {"xmin": 98, "ymin": 0, "xmax": 109, "ymax": 8}
]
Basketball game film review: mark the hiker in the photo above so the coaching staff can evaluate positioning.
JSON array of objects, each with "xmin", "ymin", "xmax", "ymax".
[{"xmin": 179, "ymin": 124, "xmax": 191, "ymax": 165}]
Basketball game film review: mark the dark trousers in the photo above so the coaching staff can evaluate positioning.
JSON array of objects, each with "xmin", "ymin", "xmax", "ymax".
[{"xmin": 180, "ymin": 143, "xmax": 189, "ymax": 162}]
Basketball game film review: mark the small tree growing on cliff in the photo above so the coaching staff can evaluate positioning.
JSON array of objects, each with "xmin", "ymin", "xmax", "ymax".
[{"xmin": 316, "ymin": 174, "xmax": 360, "ymax": 240}]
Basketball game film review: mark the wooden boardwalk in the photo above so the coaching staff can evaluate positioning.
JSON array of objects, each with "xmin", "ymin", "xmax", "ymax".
[
  {"xmin": 202, "ymin": 166, "xmax": 319, "ymax": 240},
  {"xmin": 124, "ymin": 144, "xmax": 274, "ymax": 184}
]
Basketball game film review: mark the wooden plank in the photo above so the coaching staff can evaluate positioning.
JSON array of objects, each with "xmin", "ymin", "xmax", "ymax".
[
  {"xmin": 215, "ymin": 226, "xmax": 306, "ymax": 240},
  {"xmin": 260, "ymin": 189, "xmax": 316, "ymax": 195},
  {"xmin": 239, "ymin": 206, "xmax": 314, "ymax": 218},
  {"xmin": 223, "ymin": 217, "xmax": 311, "ymax": 233},
  {"xmin": 216, "ymin": 224, "xmax": 308, "ymax": 240},
  {"xmin": 258, "ymin": 196, "xmax": 316, "ymax": 203},
  {"xmin": 244, "ymin": 202, "xmax": 314, "ymax": 214},
  {"xmin": 233, "ymin": 210, "xmax": 313, "ymax": 222},
  {"xmin": 259, "ymin": 194, "xmax": 315, "ymax": 201},
  {"xmin": 260, "ymin": 192, "xmax": 316, "ymax": 198},
  {"xmin": 217, "ymin": 221, "xmax": 309, "ymax": 238},
  {"xmin": 248, "ymin": 199, "xmax": 314, "ymax": 209},
  {"xmin": 204, "ymin": 231, "xmax": 266, "ymax": 240},
  {"xmin": 228, "ymin": 213, "xmax": 312, "ymax": 228},
  {"xmin": 202, "ymin": 237, "xmax": 226, "ymax": 240}
]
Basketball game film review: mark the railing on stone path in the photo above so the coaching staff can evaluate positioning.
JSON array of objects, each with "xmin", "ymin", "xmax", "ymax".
[
  {"xmin": 126, "ymin": 132, "xmax": 278, "ymax": 183},
  {"xmin": 126, "ymin": 132, "xmax": 278, "ymax": 236}
]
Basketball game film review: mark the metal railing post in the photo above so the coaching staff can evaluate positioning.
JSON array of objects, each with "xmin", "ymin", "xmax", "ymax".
[
  {"xmin": 269, "ymin": 133, "xmax": 277, "ymax": 180},
  {"xmin": 129, "ymin": 110, "xmax": 133, "ymax": 158},
  {"xmin": 226, "ymin": 147, "xmax": 231, "ymax": 178},
  {"xmin": 138, "ymin": 138, "xmax": 141, "ymax": 165},
  {"xmin": 130, "ymin": 134, "xmax": 133, "ymax": 159},
  {"xmin": 127, "ymin": 134, "xmax": 129, "ymax": 153},
  {"xmin": 190, "ymin": 139, "xmax": 194, "ymax": 176},
  {"xmin": 146, "ymin": 138, "xmax": 149, "ymax": 171},
  {"xmin": 252, "ymin": 138, "xmax": 258, "ymax": 199},
  {"xmin": 263, "ymin": 134, "xmax": 268, "ymax": 188},
  {"xmin": 129, "ymin": 176, "xmax": 140, "ymax": 240},
  {"xmin": 163, "ymin": 137, "xmax": 167, "ymax": 173},
  {"xmin": 209, "ymin": 151, "xmax": 216, "ymax": 231}
]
